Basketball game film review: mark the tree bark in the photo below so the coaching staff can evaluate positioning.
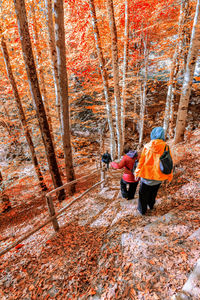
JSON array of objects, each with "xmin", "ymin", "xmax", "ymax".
[
  {"xmin": 89, "ymin": 0, "xmax": 116, "ymax": 159},
  {"xmin": 31, "ymin": 2, "xmax": 55, "ymax": 145},
  {"xmin": 1, "ymin": 36, "xmax": 47, "ymax": 191},
  {"xmin": 54, "ymin": 0, "xmax": 75, "ymax": 194},
  {"xmin": 106, "ymin": 0, "xmax": 122, "ymax": 158},
  {"xmin": 163, "ymin": 0, "xmax": 189, "ymax": 137},
  {"xmin": 139, "ymin": 36, "xmax": 148, "ymax": 147},
  {"xmin": 121, "ymin": 0, "xmax": 129, "ymax": 149},
  {"xmin": 44, "ymin": 0, "xmax": 62, "ymax": 130},
  {"xmin": 174, "ymin": 0, "xmax": 200, "ymax": 144},
  {"xmin": 13, "ymin": 0, "xmax": 65, "ymax": 201},
  {"xmin": 168, "ymin": 87, "xmax": 175, "ymax": 138},
  {"xmin": 182, "ymin": 3, "xmax": 192, "ymax": 73}
]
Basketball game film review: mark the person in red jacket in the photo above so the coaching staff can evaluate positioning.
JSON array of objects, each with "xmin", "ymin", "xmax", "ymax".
[{"xmin": 111, "ymin": 145, "xmax": 139, "ymax": 200}]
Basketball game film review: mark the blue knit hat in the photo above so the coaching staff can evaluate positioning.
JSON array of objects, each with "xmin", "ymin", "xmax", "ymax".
[{"xmin": 150, "ymin": 127, "xmax": 165, "ymax": 141}]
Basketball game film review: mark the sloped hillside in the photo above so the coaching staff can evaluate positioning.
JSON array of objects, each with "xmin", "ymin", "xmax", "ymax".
[{"xmin": 0, "ymin": 130, "xmax": 199, "ymax": 299}]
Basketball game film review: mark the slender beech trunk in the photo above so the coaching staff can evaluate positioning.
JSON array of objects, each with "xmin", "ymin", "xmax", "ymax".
[
  {"xmin": 106, "ymin": 0, "xmax": 122, "ymax": 158},
  {"xmin": 121, "ymin": 0, "xmax": 129, "ymax": 149},
  {"xmin": 54, "ymin": 0, "xmax": 75, "ymax": 194},
  {"xmin": 89, "ymin": 0, "xmax": 116, "ymax": 159},
  {"xmin": 31, "ymin": 2, "xmax": 55, "ymax": 145},
  {"xmin": 139, "ymin": 81, "xmax": 147, "ymax": 147},
  {"xmin": 99, "ymin": 125, "xmax": 103, "ymax": 155},
  {"xmin": 1, "ymin": 36, "xmax": 47, "ymax": 191},
  {"xmin": 139, "ymin": 37, "xmax": 148, "ymax": 147},
  {"xmin": 174, "ymin": 0, "xmax": 200, "ymax": 144},
  {"xmin": 167, "ymin": 0, "xmax": 191, "ymax": 138},
  {"xmin": 13, "ymin": 0, "xmax": 65, "ymax": 201},
  {"xmin": 163, "ymin": 0, "xmax": 189, "ymax": 136},
  {"xmin": 44, "ymin": 0, "xmax": 62, "ymax": 130},
  {"xmin": 182, "ymin": 3, "xmax": 192, "ymax": 73},
  {"xmin": 169, "ymin": 88, "xmax": 175, "ymax": 138},
  {"xmin": 183, "ymin": 32, "xmax": 191, "ymax": 73}
]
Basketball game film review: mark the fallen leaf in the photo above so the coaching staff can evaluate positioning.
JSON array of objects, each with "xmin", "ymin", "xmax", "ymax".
[
  {"xmin": 15, "ymin": 244, "xmax": 24, "ymax": 250},
  {"xmin": 88, "ymin": 288, "xmax": 96, "ymax": 295},
  {"xmin": 29, "ymin": 284, "xmax": 35, "ymax": 291}
]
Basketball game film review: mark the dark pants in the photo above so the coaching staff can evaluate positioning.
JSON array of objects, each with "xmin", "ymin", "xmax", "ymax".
[
  {"xmin": 120, "ymin": 179, "xmax": 139, "ymax": 200},
  {"xmin": 138, "ymin": 182, "xmax": 161, "ymax": 215},
  {"xmin": 103, "ymin": 162, "xmax": 110, "ymax": 170}
]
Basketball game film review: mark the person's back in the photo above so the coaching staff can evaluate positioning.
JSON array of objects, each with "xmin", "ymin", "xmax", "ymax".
[
  {"xmin": 111, "ymin": 145, "xmax": 139, "ymax": 200},
  {"xmin": 137, "ymin": 139, "xmax": 173, "ymax": 182},
  {"xmin": 135, "ymin": 127, "xmax": 173, "ymax": 215},
  {"xmin": 102, "ymin": 151, "xmax": 112, "ymax": 169}
]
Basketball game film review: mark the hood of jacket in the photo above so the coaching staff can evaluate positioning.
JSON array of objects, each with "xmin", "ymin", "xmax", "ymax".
[
  {"xmin": 145, "ymin": 139, "xmax": 166, "ymax": 154},
  {"xmin": 126, "ymin": 150, "xmax": 138, "ymax": 159}
]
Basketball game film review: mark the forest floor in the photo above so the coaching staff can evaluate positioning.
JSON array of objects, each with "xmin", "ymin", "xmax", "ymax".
[{"xmin": 0, "ymin": 129, "xmax": 200, "ymax": 300}]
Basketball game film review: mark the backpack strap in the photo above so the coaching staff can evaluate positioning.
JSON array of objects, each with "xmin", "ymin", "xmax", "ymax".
[{"xmin": 164, "ymin": 144, "xmax": 169, "ymax": 152}]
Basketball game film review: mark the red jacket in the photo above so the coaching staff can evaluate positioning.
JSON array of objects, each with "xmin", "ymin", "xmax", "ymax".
[{"xmin": 111, "ymin": 153, "xmax": 139, "ymax": 183}]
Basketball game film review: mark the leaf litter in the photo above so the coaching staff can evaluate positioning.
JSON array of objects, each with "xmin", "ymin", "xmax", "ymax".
[{"xmin": 0, "ymin": 130, "xmax": 200, "ymax": 299}]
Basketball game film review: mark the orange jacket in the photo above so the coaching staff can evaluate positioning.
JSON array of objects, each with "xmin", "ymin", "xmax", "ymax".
[{"xmin": 135, "ymin": 139, "xmax": 173, "ymax": 182}]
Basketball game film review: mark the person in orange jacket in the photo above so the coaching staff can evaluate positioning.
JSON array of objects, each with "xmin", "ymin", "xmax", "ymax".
[
  {"xmin": 134, "ymin": 127, "xmax": 173, "ymax": 215},
  {"xmin": 111, "ymin": 145, "xmax": 139, "ymax": 200}
]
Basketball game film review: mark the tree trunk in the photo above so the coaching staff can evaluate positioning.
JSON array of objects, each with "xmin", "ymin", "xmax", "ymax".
[
  {"xmin": 89, "ymin": 0, "xmax": 116, "ymax": 159},
  {"xmin": 139, "ymin": 37, "xmax": 148, "ymax": 148},
  {"xmin": 31, "ymin": 2, "xmax": 55, "ymax": 145},
  {"xmin": 174, "ymin": 0, "xmax": 200, "ymax": 144},
  {"xmin": 121, "ymin": 0, "xmax": 129, "ymax": 149},
  {"xmin": 13, "ymin": 0, "xmax": 65, "ymax": 201},
  {"xmin": 44, "ymin": 0, "xmax": 62, "ymax": 130},
  {"xmin": 182, "ymin": 2, "xmax": 192, "ymax": 73},
  {"xmin": 163, "ymin": 0, "xmax": 189, "ymax": 137},
  {"xmin": 169, "ymin": 87, "xmax": 175, "ymax": 138},
  {"xmin": 139, "ymin": 82, "xmax": 144, "ymax": 147},
  {"xmin": 106, "ymin": 0, "xmax": 122, "ymax": 158},
  {"xmin": 54, "ymin": 0, "xmax": 75, "ymax": 194},
  {"xmin": 1, "ymin": 36, "xmax": 47, "ymax": 191}
]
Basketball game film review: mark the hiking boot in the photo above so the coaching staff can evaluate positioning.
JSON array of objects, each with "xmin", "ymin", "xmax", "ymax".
[
  {"xmin": 134, "ymin": 209, "xmax": 144, "ymax": 217},
  {"xmin": 147, "ymin": 207, "xmax": 157, "ymax": 216}
]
